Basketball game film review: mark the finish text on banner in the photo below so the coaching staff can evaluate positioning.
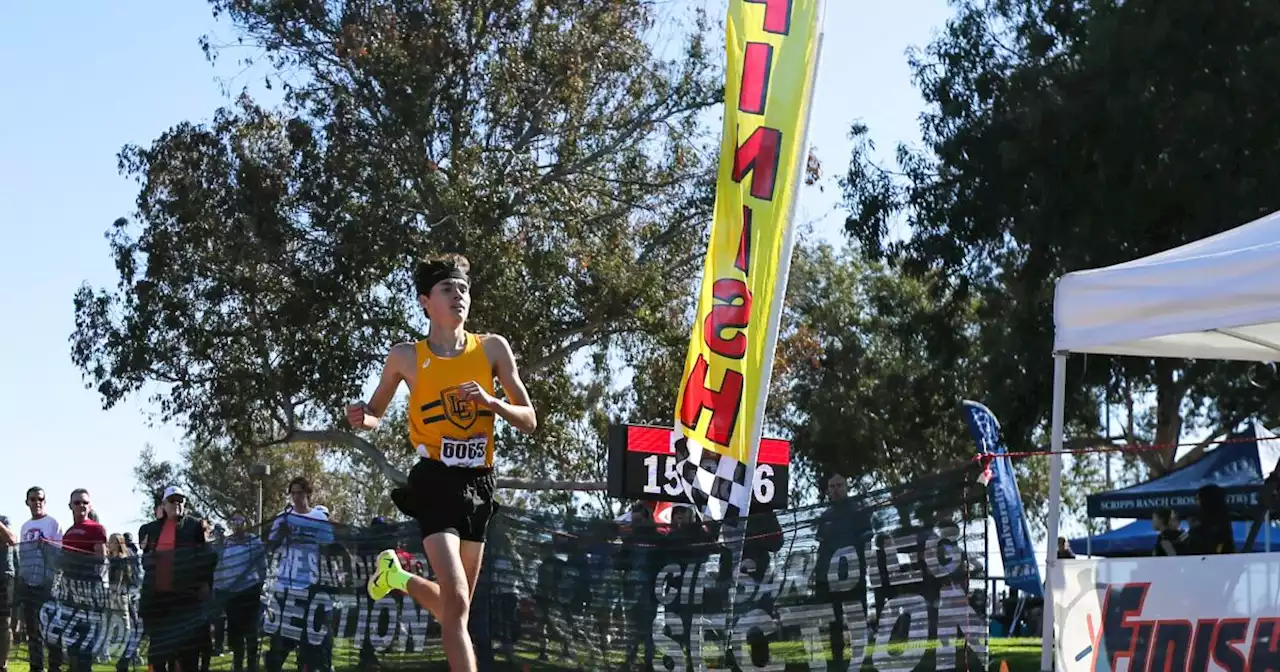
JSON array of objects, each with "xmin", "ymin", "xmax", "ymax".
[
  {"xmin": 1053, "ymin": 556, "xmax": 1280, "ymax": 672},
  {"xmin": 674, "ymin": 0, "xmax": 823, "ymax": 520}
]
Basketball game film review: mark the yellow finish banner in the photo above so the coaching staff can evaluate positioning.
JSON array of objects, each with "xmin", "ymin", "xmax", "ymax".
[{"xmin": 673, "ymin": 0, "xmax": 822, "ymax": 518}]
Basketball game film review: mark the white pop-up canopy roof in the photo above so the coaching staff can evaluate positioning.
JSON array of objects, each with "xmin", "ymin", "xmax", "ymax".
[
  {"xmin": 1040, "ymin": 208, "xmax": 1280, "ymax": 671},
  {"xmin": 1054, "ymin": 208, "xmax": 1280, "ymax": 360}
]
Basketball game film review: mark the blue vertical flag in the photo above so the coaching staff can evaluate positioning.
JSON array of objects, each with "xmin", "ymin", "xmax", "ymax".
[{"xmin": 963, "ymin": 400, "xmax": 1043, "ymax": 598}]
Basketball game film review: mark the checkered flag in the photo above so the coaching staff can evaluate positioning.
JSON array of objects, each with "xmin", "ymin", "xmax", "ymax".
[{"xmin": 673, "ymin": 436, "xmax": 754, "ymax": 521}]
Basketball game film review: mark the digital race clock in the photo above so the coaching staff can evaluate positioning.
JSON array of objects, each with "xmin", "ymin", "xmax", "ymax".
[{"xmin": 606, "ymin": 423, "xmax": 790, "ymax": 509}]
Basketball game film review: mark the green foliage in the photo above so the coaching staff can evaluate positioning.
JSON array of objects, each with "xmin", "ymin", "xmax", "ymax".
[
  {"xmin": 840, "ymin": 0, "xmax": 1280, "ymax": 488},
  {"xmin": 771, "ymin": 241, "xmax": 982, "ymax": 486},
  {"xmin": 74, "ymin": 0, "xmax": 721, "ymax": 509}
]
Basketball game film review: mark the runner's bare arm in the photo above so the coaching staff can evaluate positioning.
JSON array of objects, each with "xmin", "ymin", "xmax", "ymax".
[
  {"xmin": 348, "ymin": 343, "xmax": 413, "ymax": 430},
  {"xmin": 0, "ymin": 516, "xmax": 14, "ymax": 546},
  {"xmin": 480, "ymin": 334, "xmax": 537, "ymax": 434}
]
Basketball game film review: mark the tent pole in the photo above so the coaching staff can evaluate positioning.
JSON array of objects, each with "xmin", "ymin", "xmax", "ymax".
[
  {"xmin": 1105, "ymin": 375, "xmax": 1112, "ymax": 533},
  {"xmin": 1041, "ymin": 353, "xmax": 1068, "ymax": 672}
]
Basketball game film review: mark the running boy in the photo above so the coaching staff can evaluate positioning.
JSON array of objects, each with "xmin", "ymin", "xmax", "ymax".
[{"xmin": 346, "ymin": 254, "xmax": 536, "ymax": 672}]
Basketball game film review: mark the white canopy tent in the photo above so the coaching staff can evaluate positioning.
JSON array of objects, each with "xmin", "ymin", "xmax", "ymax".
[{"xmin": 1042, "ymin": 208, "xmax": 1280, "ymax": 671}]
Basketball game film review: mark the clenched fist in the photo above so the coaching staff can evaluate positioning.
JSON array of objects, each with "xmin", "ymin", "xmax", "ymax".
[{"xmin": 347, "ymin": 402, "xmax": 373, "ymax": 429}]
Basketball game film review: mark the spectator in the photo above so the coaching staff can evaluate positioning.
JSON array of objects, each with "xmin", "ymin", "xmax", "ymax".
[
  {"xmin": 215, "ymin": 511, "xmax": 266, "ymax": 672},
  {"xmin": 620, "ymin": 503, "xmax": 660, "ymax": 671},
  {"xmin": 138, "ymin": 486, "xmax": 217, "ymax": 672},
  {"xmin": 199, "ymin": 518, "xmax": 217, "ymax": 672},
  {"xmin": 62, "ymin": 490, "xmax": 106, "ymax": 557},
  {"xmin": 117, "ymin": 531, "xmax": 143, "ymax": 671},
  {"xmin": 106, "ymin": 534, "xmax": 137, "ymax": 672},
  {"xmin": 61, "ymin": 488, "xmax": 107, "ymax": 672},
  {"xmin": 0, "ymin": 513, "xmax": 16, "ymax": 672},
  {"xmin": 265, "ymin": 476, "xmax": 334, "ymax": 672},
  {"xmin": 1056, "ymin": 536, "xmax": 1076, "ymax": 559},
  {"xmin": 208, "ymin": 524, "xmax": 227, "ymax": 660},
  {"xmin": 742, "ymin": 508, "xmax": 783, "ymax": 582},
  {"xmin": 815, "ymin": 472, "xmax": 869, "ymax": 669},
  {"xmin": 1187, "ymin": 484, "xmax": 1235, "ymax": 555},
  {"xmin": 18, "ymin": 486, "xmax": 63, "ymax": 672},
  {"xmin": 486, "ymin": 529, "xmax": 521, "ymax": 664},
  {"xmin": 663, "ymin": 506, "xmax": 719, "ymax": 662},
  {"xmin": 1151, "ymin": 509, "xmax": 1182, "ymax": 557},
  {"xmin": 533, "ymin": 533, "xmax": 571, "ymax": 662}
]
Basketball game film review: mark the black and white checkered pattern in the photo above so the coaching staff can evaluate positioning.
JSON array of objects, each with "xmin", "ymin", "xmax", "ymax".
[{"xmin": 673, "ymin": 436, "xmax": 753, "ymax": 520}]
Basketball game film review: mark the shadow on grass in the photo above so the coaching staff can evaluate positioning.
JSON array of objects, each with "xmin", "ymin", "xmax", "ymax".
[{"xmin": 3, "ymin": 638, "xmax": 1044, "ymax": 672}]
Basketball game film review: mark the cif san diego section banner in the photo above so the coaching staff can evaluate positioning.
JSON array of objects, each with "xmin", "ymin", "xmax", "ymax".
[
  {"xmin": 963, "ymin": 400, "xmax": 1043, "ymax": 598},
  {"xmin": 673, "ymin": 0, "xmax": 824, "ymax": 520}
]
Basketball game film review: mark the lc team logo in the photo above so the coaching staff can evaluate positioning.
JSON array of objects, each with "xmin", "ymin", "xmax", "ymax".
[{"xmin": 441, "ymin": 386, "xmax": 477, "ymax": 430}]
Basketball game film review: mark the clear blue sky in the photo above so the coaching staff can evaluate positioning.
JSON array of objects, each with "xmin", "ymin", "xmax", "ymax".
[{"xmin": 0, "ymin": 0, "xmax": 953, "ymax": 537}]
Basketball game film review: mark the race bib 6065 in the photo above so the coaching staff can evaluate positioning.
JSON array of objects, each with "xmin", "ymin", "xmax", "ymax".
[{"xmin": 441, "ymin": 437, "xmax": 489, "ymax": 468}]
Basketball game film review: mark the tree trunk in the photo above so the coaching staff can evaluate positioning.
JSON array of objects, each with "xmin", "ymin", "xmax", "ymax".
[{"xmin": 1142, "ymin": 361, "xmax": 1186, "ymax": 476}]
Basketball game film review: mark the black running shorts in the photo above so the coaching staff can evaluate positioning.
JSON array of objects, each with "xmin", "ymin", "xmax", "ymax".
[{"xmin": 398, "ymin": 457, "xmax": 498, "ymax": 543}]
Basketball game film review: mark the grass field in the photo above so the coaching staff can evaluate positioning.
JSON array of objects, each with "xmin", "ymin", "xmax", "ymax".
[{"xmin": 4, "ymin": 637, "xmax": 1044, "ymax": 671}]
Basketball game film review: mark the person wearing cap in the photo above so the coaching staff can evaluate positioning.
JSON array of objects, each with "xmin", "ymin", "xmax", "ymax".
[{"xmin": 137, "ymin": 487, "xmax": 217, "ymax": 672}]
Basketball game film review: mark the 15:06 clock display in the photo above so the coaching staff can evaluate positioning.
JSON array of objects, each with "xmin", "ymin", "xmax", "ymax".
[{"xmin": 606, "ymin": 424, "xmax": 790, "ymax": 510}]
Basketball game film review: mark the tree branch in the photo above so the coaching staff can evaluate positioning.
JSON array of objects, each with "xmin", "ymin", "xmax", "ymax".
[
  {"xmin": 275, "ymin": 428, "xmax": 408, "ymax": 485},
  {"xmin": 1173, "ymin": 412, "xmax": 1251, "ymax": 470},
  {"xmin": 524, "ymin": 326, "xmax": 628, "ymax": 376},
  {"xmin": 1058, "ymin": 433, "xmax": 1131, "ymax": 451},
  {"xmin": 496, "ymin": 478, "xmax": 605, "ymax": 492},
  {"xmin": 1173, "ymin": 430, "xmax": 1230, "ymax": 471}
]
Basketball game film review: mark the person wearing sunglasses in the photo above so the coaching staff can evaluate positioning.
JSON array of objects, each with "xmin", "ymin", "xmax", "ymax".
[
  {"xmin": 17, "ymin": 487, "xmax": 62, "ymax": 672},
  {"xmin": 61, "ymin": 489, "xmax": 107, "ymax": 672},
  {"xmin": 137, "ymin": 487, "xmax": 217, "ymax": 672}
]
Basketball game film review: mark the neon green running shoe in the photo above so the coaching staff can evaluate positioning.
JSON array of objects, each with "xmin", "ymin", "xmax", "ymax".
[{"xmin": 367, "ymin": 549, "xmax": 403, "ymax": 601}]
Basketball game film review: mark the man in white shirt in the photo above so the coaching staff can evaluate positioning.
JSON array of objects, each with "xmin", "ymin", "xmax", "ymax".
[
  {"xmin": 17, "ymin": 487, "xmax": 63, "ymax": 672},
  {"xmin": 264, "ymin": 477, "xmax": 335, "ymax": 672}
]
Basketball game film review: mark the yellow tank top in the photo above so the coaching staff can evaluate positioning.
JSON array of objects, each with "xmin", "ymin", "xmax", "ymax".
[{"xmin": 407, "ymin": 333, "xmax": 497, "ymax": 469}]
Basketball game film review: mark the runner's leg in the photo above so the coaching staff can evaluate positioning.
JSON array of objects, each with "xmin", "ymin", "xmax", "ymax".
[
  {"xmin": 421, "ymin": 533, "xmax": 476, "ymax": 672},
  {"xmin": 458, "ymin": 541, "xmax": 485, "ymax": 600},
  {"xmin": 368, "ymin": 540, "xmax": 472, "ymax": 666}
]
